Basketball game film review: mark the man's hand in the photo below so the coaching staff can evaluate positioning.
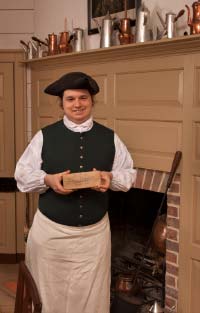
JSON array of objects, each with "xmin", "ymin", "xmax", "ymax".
[
  {"xmin": 92, "ymin": 169, "xmax": 112, "ymax": 192},
  {"xmin": 44, "ymin": 170, "xmax": 75, "ymax": 195}
]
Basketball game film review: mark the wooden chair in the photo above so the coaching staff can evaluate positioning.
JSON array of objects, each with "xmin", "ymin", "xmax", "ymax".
[{"xmin": 14, "ymin": 261, "xmax": 42, "ymax": 313}]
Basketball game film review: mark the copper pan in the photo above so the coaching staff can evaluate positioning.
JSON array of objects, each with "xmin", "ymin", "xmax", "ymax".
[
  {"xmin": 151, "ymin": 151, "xmax": 182, "ymax": 254},
  {"xmin": 152, "ymin": 214, "xmax": 167, "ymax": 254}
]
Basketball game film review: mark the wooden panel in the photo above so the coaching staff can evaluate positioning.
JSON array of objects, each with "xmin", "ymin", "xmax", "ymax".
[
  {"xmin": 192, "ymin": 176, "xmax": 200, "ymax": 245},
  {"xmin": 0, "ymin": 51, "xmax": 26, "ymax": 257},
  {"xmin": 0, "ymin": 34, "xmax": 33, "ymax": 49},
  {"xmin": 0, "ymin": 111, "xmax": 4, "ymax": 171},
  {"xmin": 35, "ymin": 78, "xmax": 63, "ymax": 130},
  {"xmin": 0, "ymin": 193, "xmax": 16, "ymax": 253},
  {"xmin": 92, "ymin": 74, "xmax": 111, "ymax": 122},
  {"xmin": 0, "ymin": 74, "xmax": 3, "ymax": 96},
  {"xmin": 190, "ymin": 259, "xmax": 200, "ymax": 313},
  {"xmin": 115, "ymin": 120, "xmax": 182, "ymax": 171},
  {"xmin": 115, "ymin": 69, "xmax": 183, "ymax": 107},
  {"xmin": 39, "ymin": 117, "xmax": 58, "ymax": 129},
  {"xmin": 0, "ymin": 63, "xmax": 15, "ymax": 176},
  {"xmin": 194, "ymin": 68, "xmax": 200, "ymax": 107},
  {"xmin": 0, "ymin": 11, "xmax": 34, "ymax": 33},
  {"xmin": 179, "ymin": 54, "xmax": 200, "ymax": 313},
  {"xmin": 0, "ymin": 0, "xmax": 34, "ymax": 9},
  {"xmin": 94, "ymin": 118, "xmax": 108, "ymax": 127},
  {"xmin": 37, "ymin": 79, "xmax": 59, "ymax": 115},
  {"xmin": 193, "ymin": 122, "xmax": 200, "ymax": 160},
  {"xmin": 92, "ymin": 74, "xmax": 108, "ymax": 107}
]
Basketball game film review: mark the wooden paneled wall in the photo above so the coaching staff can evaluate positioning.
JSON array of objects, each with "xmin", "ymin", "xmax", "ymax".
[
  {"xmin": 0, "ymin": 0, "xmax": 34, "ymax": 49},
  {"xmin": 26, "ymin": 35, "xmax": 200, "ymax": 313},
  {"xmin": 0, "ymin": 51, "xmax": 26, "ymax": 257}
]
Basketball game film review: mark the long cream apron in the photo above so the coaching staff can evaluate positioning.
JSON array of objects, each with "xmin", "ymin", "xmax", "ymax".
[{"xmin": 26, "ymin": 210, "xmax": 111, "ymax": 313}]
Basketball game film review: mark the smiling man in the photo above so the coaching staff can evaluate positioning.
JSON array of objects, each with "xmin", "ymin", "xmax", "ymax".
[
  {"xmin": 62, "ymin": 89, "xmax": 93, "ymax": 124},
  {"xmin": 14, "ymin": 71, "xmax": 137, "ymax": 313}
]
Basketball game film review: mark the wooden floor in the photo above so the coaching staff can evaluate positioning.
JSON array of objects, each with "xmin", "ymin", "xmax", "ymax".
[{"xmin": 0, "ymin": 264, "xmax": 18, "ymax": 313}]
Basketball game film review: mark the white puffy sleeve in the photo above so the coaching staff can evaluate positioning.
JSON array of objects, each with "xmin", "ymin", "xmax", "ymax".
[
  {"xmin": 110, "ymin": 133, "xmax": 137, "ymax": 192},
  {"xmin": 14, "ymin": 130, "xmax": 48, "ymax": 193}
]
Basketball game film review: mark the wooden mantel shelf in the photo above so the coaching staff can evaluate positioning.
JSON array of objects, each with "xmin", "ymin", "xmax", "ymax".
[{"xmin": 25, "ymin": 34, "xmax": 200, "ymax": 68}]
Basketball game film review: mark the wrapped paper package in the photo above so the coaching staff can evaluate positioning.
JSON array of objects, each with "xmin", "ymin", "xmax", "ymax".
[{"xmin": 63, "ymin": 171, "xmax": 101, "ymax": 190}]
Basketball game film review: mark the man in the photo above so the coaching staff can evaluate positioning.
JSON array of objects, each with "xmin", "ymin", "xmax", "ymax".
[{"xmin": 15, "ymin": 72, "xmax": 137, "ymax": 313}]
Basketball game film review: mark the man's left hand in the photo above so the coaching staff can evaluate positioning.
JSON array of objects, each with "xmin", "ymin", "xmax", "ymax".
[{"xmin": 92, "ymin": 170, "xmax": 112, "ymax": 192}]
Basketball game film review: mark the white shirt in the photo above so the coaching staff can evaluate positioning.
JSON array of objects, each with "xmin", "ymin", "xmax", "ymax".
[{"xmin": 14, "ymin": 116, "xmax": 137, "ymax": 193}]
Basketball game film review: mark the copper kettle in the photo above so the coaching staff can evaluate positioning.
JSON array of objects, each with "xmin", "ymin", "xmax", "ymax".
[
  {"xmin": 185, "ymin": 0, "xmax": 200, "ymax": 34},
  {"xmin": 118, "ymin": 18, "xmax": 134, "ymax": 45},
  {"xmin": 58, "ymin": 32, "xmax": 72, "ymax": 53},
  {"xmin": 118, "ymin": 0, "xmax": 134, "ymax": 45}
]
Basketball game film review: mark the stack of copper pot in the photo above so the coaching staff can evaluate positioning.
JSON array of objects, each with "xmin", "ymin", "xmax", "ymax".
[{"xmin": 47, "ymin": 32, "xmax": 73, "ymax": 56}]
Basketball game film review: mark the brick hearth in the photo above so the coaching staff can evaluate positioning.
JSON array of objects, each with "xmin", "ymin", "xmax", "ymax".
[{"xmin": 134, "ymin": 168, "xmax": 181, "ymax": 312}]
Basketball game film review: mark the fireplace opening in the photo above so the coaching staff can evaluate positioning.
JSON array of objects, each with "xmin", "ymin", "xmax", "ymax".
[{"xmin": 108, "ymin": 188, "xmax": 167, "ymax": 313}]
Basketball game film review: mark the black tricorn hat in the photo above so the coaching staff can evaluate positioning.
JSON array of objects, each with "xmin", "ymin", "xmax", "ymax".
[{"xmin": 44, "ymin": 72, "xmax": 99, "ymax": 96}]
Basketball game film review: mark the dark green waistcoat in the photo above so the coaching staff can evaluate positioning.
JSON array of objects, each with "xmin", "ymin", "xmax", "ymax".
[{"xmin": 39, "ymin": 120, "xmax": 115, "ymax": 226}]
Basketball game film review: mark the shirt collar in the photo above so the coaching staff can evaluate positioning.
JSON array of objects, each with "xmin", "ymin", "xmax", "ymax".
[{"xmin": 63, "ymin": 115, "xmax": 93, "ymax": 132}]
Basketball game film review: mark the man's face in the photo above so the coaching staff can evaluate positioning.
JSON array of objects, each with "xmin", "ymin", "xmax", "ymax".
[{"xmin": 62, "ymin": 89, "xmax": 93, "ymax": 124}]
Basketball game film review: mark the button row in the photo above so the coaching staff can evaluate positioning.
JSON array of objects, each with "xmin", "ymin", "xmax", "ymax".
[{"xmin": 80, "ymin": 135, "xmax": 84, "ymax": 170}]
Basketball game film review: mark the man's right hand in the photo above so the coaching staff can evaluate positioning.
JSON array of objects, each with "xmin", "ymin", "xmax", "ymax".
[{"xmin": 44, "ymin": 170, "xmax": 74, "ymax": 195}]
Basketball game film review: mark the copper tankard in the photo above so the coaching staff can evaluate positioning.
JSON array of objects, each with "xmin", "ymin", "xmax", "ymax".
[{"xmin": 48, "ymin": 33, "xmax": 58, "ymax": 56}]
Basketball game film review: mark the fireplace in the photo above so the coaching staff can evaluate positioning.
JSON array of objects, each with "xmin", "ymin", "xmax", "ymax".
[
  {"xmin": 108, "ymin": 167, "xmax": 180, "ymax": 313},
  {"xmin": 26, "ymin": 35, "xmax": 200, "ymax": 312}
]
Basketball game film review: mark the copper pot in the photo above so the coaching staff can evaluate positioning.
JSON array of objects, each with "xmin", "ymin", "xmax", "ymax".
[
  {"xmin": 115, "ymin": 273, "xmax": 140, "ymax": 295},
  {"xmin": 152, "ymin": 152, "xmax": 182, "ymax": 254}
]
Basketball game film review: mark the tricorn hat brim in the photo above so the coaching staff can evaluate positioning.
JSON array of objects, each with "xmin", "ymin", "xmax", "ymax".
[{"xmin": 44, "ymin": 72, "xmax": 99, "ymax": 96}]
